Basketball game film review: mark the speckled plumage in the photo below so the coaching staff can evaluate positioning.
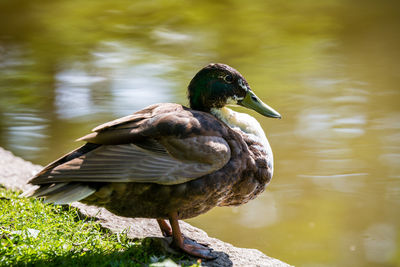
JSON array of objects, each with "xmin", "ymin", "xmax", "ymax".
[
  {"xmin": 25, "ymin": 63, "xmax": 280, "ymax": 258},
  {"xmin": 29, "ymin": 103, "xmax": 272, "ymax": 219}
]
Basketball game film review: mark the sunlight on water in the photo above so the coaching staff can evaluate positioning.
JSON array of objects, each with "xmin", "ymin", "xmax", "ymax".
[
  {"xmin": 0, "ymin": 0, "xmax": 399, "ymax": 266},
  {"xmin": 3, "ymin": 112, "xmax": 49, "ymax": 161}
]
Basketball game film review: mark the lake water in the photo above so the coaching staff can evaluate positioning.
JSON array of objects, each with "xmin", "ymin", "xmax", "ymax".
[{"xmin": 1, "ymin": 1, "xmax": 399, "ymax": 266}]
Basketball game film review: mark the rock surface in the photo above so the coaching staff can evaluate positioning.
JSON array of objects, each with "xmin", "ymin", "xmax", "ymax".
[{"xmin": 0, "ymin": 147, "xmax": 291, "ymax": 267}]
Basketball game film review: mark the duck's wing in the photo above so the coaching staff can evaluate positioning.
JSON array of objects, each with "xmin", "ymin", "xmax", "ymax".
[
  {"xmin": 29, "ymin": 104, "xmax": 231, "ymax": 186},
  {"xmin": 30, "ymin": 137, "xmax": 230, "ymax": 186}
]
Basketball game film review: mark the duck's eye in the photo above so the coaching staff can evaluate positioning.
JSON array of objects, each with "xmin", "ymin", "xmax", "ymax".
[{"xmin": 224, "ymin": 75, "xmax": 233, "ymax": 83}]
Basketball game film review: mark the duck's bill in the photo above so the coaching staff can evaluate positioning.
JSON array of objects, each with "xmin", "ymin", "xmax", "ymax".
[{"xmin": 238, "ymin": 90, "xmax": 281, "ymax": 119}]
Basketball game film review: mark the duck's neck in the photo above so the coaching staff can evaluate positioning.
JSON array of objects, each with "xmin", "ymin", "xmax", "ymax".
[{"xmin": 210, "ymin": 107, "xmax": 270, "ymax": 149}]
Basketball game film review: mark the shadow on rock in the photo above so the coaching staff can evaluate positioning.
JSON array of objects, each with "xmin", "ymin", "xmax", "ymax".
[{"xmin": 144, "ymin": 236, "xmax": 233, "ymax": 267}]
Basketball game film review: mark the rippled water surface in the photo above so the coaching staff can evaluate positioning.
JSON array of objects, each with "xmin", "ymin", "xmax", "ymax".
[{"xmin": 1, "ymin": 1, "xmax": 399, "ymax": 266}]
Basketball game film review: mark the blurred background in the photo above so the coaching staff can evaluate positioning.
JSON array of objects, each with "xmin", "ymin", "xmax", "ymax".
[{"xmin": 0, "ymin": 0, "xmax": 399, "ymax": 266}]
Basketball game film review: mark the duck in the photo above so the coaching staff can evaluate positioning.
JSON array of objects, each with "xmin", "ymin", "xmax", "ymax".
[{"xmin": 23, "ymin": 63, "xmax": 281, "ymax": 259}]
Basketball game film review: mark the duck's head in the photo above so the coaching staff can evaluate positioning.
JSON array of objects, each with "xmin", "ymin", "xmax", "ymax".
[{"xmin": 188, "ymin": 63, "xmax": 281, "ymax": 118}]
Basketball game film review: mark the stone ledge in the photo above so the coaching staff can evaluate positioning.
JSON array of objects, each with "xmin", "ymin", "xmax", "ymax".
[{"xmin": 0, "ymin": 147, "xmax": 291, "ymax": 267}]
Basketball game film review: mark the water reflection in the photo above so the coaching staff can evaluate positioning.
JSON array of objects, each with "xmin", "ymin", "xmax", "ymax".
[
  {"xmin": 364, "ymin": 223, "xmax": 397, "ymax": 264},
  {"xmin": 55, "ymin": 70, "xmax": 102, "ymax": 119},
  {"xmin": 237, "ymin": 194, "xmax": 279, "ymax": 229},
  {"xmin": 55, "ymin": 42, "xmax": 179, "ymax": 118},
  {"xmin": 3, "ymin": 111, "xmax": 49, "ymax": 161},
  {"xmin": 151, "ymin": 29, "xmax": 194, "ymax": 45}
]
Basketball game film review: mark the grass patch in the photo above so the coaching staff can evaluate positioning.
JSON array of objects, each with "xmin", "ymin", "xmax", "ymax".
[{"xmin": 0, "ymin": 188, "xmax": 201, "ymax": 267}]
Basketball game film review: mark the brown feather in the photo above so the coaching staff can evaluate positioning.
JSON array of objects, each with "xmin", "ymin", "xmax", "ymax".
[{"xmin": 27, "ymin": 103, "xmax": 272, "ymax": 219}]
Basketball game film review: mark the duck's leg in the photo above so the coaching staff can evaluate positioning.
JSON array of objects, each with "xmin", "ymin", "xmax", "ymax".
[
  {"xmin": 156, "ymin": 219, "xmax": 172, "ymax": 237},
  {"xmin": 168, "ymin": 212, "xmax": 215, "ymax": 259}
]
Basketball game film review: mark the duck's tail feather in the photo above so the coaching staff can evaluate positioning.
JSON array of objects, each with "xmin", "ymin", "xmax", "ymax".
[{"xmin": 20, "ymin": 183, "xmax": 95, "ymax": 205}]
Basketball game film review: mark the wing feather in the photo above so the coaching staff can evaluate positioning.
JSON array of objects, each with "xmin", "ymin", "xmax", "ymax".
[{"xmin": 32, "ymin": 136, "xmax": 230, "ymax": 185}]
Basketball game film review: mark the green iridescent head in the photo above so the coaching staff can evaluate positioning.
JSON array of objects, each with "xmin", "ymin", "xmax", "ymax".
[{"xmin": 188, "ymin": 63, "xmax": 281, "ymax": 118}]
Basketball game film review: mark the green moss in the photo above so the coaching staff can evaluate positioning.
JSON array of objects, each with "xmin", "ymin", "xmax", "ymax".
[{"xmin": 0, "ymin": 188, "xmax": 201, "ymax": 267}]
